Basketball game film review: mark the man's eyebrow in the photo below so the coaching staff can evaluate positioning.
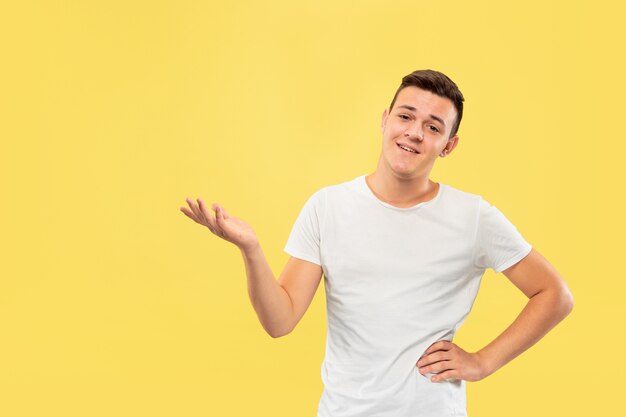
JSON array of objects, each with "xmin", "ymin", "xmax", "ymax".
[{"xmin": 396, "ymin": 105, "xmax": 447, "ymax": 127}]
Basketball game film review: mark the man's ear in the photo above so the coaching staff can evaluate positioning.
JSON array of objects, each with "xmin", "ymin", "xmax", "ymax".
[
  {"xmin": 381, "ymin": 108, "xmax": 389, "ymax": 132},
  {"xmin": 440, "ymin": 134, "xmax": 459, "ymax": 157}
]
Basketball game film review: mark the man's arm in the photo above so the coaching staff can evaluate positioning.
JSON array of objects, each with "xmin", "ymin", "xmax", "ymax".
[
  {"xmin": 475, "ymin": 247, "xmax": 574, "ymax": 377},
  {"xmin": 417, "ymin": 248, "xmax": 574, "ymax": 382},
  {"xmin": 180, "ymin": 198, "xmax": 323, "ymax": 339},
  {"xmin": 241, "ymin": 244, "xmax": 323, "ymax": 338}
]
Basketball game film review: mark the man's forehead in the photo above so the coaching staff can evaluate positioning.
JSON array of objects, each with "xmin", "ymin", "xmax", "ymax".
[{"xmin": 394, "ymin": 87, "xmax": 457, "ymax": 124}]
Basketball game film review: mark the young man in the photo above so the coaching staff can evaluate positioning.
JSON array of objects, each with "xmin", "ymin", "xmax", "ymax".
[{"xmin": 180, "ymin": 69, "xmax": 574, "ymax": 417}]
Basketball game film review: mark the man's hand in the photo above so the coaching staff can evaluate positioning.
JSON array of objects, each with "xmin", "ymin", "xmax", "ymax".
[
  {"xmin": 180, "ymin": 197, "xmax": 259, "ymax": 252},
  {"xmin": 416, "ymin": 340, "xmax": 486, "ymax": 383}
]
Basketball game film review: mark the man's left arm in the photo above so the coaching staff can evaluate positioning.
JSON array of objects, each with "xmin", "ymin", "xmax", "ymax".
[
  {"xmin": 417, "ymin": 248, "xmax": 574, "ymax": 382},
  {"xmin": 478, "ymin": 247, "xmax": 574, "ymax": 377}
]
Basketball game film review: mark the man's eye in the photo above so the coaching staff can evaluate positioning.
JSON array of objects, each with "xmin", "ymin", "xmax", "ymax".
[
  {"xmin": 399, "ymin": 115, "xmax": 410, "ymax": 120},
  {"xmin": 429, "ymin": 125, "xmax": 440, "ymax": 133}
]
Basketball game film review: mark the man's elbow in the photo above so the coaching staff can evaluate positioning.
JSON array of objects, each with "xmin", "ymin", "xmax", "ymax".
[
  {"xmin": 553, "ymin": 285, "xmax": 574, "ymax": 319},
  {"xmin": 562, "ymin": 288, "xmax": 574, "ymax": 316},
  {"xmin": 265, "ymin": 323, "xmax": 295, "ymax": 339},
  {"xmin": 268, "ymin": 329, "xmax": 293, "ymax": 339}
]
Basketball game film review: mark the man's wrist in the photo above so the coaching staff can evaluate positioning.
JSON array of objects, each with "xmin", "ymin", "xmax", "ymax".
[
  {"xmin": 240, "ymin": 241, "xmax": 261, "ymax": 257},
  {"xmin": 475, "ymin": 349, "xmax": 498, "ymax": 379}
]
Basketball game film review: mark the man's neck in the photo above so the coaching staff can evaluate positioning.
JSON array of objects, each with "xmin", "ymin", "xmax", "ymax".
[{"xmin": 365, "ymin": 171, "xmax": 438, "ymax": 208}]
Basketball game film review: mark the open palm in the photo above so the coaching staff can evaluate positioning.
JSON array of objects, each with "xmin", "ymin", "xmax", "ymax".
[{"xmin": 180, "ymin": 197, "xmax": 259, "ymax": 252}]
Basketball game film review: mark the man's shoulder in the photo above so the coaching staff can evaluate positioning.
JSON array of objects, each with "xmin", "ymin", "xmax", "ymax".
[
  {"xmin": 435, "ymin": 184, "xmax": 485, "ymax": 224},
  {"xmin": 441, "ymin": 182, "xmax": 483, "ymax": 204},
  {"xmin": 317, "ymin": 175, "xmax": 363, "ymax": 194},
  {"xmin": 299, "ymin": 175, "xmax": 361, "ymax": 207}
]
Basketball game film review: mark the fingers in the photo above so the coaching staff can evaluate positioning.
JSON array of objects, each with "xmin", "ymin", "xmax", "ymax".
[
  {"xmin": 180, "ymin": 206, "xmax": 201, "ymax": 223},
  {"xmin": 181, "ymin": 198, "xmax": 205, "ymax": 224},
  {"xmin": 202, "ymin": 200, "xmax": 225, "ymax": 236},
  {"xmin": 417, "ymin": 350, "xmax": 445, "ymax": 367},
  {"xmin": 430, "ymin": 369, "xmax": 457, "ymax": 383},
  {"xmin": 418, "ymin": 356, "xmax": 453, "ymax": 381},
  {"xmin": 198, "ymin": 202, "xmax": 225, "ymax": 237},
  {"xmin": 419, "ymin": 358, "xmax": 452, "ymax": 374},
  {"xmin": 204, "ymin": 203, "xmax": 220, "ymax": 235},
  {"xmin": 419, "ymin": 341, "xmax": 450, "ymax": 360},
  {"xmin": 187, "ymin": 197, "xmax": 205, "ymax": 221},
  {"xmin": 182, "ymin": 197, "xmax": 201, "ymax": 222},
  {"xmin": 219, "ymin": 205, "xmax": 230, "ymax": 220},
  {"xmin": 181, "ymin": 197, "xmax": 221, "ymax": 236},
  {"xmin": 197, "ymin": 198, "xmax": 213, "ymax": 225},
  {"xmin": 212, "ymin": 204, "xmax": 228, "ymax": 237},
  {"xmin": 417, "ymin": 354, "xmax": 452, "ymax": 372}
]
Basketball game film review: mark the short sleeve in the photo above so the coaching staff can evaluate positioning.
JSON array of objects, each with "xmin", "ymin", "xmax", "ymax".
[
  {"xmin": 474, "ymin": 198, "xmax": 532, "ymax": 273},
  {"xmin": 283, "ymin": 188, "xmax": 326, "ymax": 266}
]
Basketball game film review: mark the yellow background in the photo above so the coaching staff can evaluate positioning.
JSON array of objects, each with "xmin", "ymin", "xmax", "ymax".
[{"xmin": 1, "ymin": 0, "xmax": 623, "ymax": 415}]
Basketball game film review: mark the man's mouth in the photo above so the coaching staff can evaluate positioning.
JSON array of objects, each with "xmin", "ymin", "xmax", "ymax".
[{"xmin": 397, "ymin": 143, "xmax": 419, "ymax": 154}]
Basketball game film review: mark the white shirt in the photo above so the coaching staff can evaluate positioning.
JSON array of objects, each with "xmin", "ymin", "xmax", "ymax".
[{"xmin": 284, "ymin": 174, "xmax": 532, "ymax": 417}]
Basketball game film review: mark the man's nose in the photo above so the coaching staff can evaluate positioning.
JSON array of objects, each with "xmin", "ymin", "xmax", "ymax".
[{"xmin": 404, "ymin": 123, "xmax": 424, "ymax": 141}]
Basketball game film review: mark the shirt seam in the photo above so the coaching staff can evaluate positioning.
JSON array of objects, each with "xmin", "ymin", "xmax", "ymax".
[
  {"xmin": 470, "ymin": 196, "xmax": 483, "ymax": 272},
  {"xmin": 319, "ymin": 187, "xmax": 328, "ymax": 266},
  {"xmin": 361, "ymin": 175, "xmax": 443, "ymax": 212},
  {"xmin": 493, "ymin": 243, "xmax": 532, "ymax": 273},
  {"xmin": 284, "ymin": 247, "xmax": 321, "ymax": 266}
]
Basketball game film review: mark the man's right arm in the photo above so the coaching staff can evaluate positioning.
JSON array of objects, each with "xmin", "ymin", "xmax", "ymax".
[
  {"xmin": 241, "ymin": 244, "xmax": 323, "ymax": 338},
  {"xmin": 180, "ymin": 198, "xmax": 322, "ymax": 338}
]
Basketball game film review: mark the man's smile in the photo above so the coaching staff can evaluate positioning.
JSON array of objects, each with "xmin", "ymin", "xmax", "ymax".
[{"xmin": 397, "ymin": 142, "xmax": 420, "ymax": 154}]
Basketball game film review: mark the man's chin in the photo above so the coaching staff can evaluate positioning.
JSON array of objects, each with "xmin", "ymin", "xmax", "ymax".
[{"xmin": 389, "ymin": 169, "xmax": 423, "ymax": 181}]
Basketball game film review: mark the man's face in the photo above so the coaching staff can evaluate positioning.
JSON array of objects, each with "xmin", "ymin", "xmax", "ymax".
[{"xmin": 380, "ymin": 86, "xmax": 459, "ymax": 180}]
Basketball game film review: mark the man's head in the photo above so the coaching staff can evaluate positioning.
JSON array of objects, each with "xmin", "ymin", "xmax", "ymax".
[
  {"xmin": 388, "ymin": 69, "xmax": 464, "ymax": 139},
  {"xmin": 377, "ymin": 70, "xmax": 465, "ymax": 181}
]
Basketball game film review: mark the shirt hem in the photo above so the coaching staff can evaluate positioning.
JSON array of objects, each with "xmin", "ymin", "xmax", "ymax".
[
  {"xmin": 493, "ymin": 243, "xmax": 533, "ymax": 273},
  {"xmin": 284, "ymin": 246, "xmax": 322, "ymax": 266}
]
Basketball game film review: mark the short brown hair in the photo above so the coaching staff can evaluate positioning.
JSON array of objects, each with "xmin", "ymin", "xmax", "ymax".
[{"xmin": 388, "ymin": 69, "xmax": 464, "ymax": 138}]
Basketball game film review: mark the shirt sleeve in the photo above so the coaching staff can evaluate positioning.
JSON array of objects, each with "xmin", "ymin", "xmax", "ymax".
[
  {"xmin": 474, "ymin": 197, "xmax": 532, "ymax": 273},
  {"xmin": 283, "ymin": 188, "xmax": 326, "ymax": 266}
]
